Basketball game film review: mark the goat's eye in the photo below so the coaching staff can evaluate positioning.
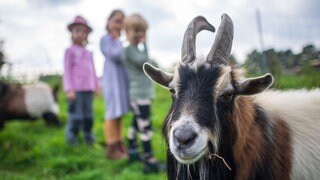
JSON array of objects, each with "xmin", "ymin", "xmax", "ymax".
[
  {"xmin": 169, "ymin": 88, "xmax": 176, "ymax": 94},
  {"xmin": 220, "ymin": 91, "xmax": 234, "ymax": 101}
]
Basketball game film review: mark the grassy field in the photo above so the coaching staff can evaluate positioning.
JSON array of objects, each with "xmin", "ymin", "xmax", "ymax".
[
  {"xmin": 0, "ymin": 84, "xmax": 170, "ymax": 180},
  {"xmin": 0, "ymin": 72, "xmax": 319, "ymax": 179}
]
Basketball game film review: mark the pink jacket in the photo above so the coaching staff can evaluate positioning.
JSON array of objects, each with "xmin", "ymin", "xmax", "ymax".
[{"xmin": 63, "ymin": 45, "xmax": 99, "ymax": 92}]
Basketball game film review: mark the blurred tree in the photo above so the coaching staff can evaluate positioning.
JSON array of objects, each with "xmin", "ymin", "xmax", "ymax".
[
  {"xmin": 243, "ymin": 50, "xmax": 263, "ymax": 74},
  {"xmin": 0, "ymin": 47, "xmax": 4, "ymax": 71},
  {"xmin": 302, "ymin": 44, "xmax": 315, "ymax": 55},
  {"xmin": 279, "ymin": 50, "xmax": 294, "ymax": 68},
  {"xmin": 243, "ymin": 44, "xmax": 319, "ymax": 75},
  {"xmin": 39, "ymin": 74, "xmax": 62, "ymax": 86},
  {"xmin": 265, "ymin": 49, "xmax": 281, "ymax": 77},
  {"xmin": 298, "ymin": 44, "xmax": 317, "ymax": 64}
]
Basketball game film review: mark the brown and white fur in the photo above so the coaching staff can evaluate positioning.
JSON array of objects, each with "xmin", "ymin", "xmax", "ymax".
[
  {"xmin": 0, "ymin": 81, "xmax": 60, "ymax": 129},
  {"xmin": 254, "ymin": 89, "xmax": 320, "ymax": 179},
  {"xmin": 143, "ymin": 14, "xmax": 320, "ymax": 180}
]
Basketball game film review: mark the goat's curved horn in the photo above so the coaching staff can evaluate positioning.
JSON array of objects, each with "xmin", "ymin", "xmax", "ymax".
[
  {"xmin": 206, "ymin": 14, "xmax": 233, "ymax": 64},
  {"xmin": 181, "ymin": 16, "xmax": 215, "ymax": 64}
]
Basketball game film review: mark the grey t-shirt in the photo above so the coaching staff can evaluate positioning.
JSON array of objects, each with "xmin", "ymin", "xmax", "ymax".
[{"xmin": 124, "ymin": 43, "xmax": 156, "ymax": 101}]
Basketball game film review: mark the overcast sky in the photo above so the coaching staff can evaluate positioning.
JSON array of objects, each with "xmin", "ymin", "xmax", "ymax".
[{"xmin": 0, "ymin": 0, "xmax": 319, "ymax": 77}]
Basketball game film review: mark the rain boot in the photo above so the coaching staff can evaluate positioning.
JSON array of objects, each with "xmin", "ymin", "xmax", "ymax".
[
  {"xmin": 106, "ymin": 143, "xmax": 127, "ymax": 160},
  {"xmin": 117, "ymin": 141, "xmax": 128, "ymax": 158},
  {"xmin": 105, "ymin": 120, "xmax": 127, "ymax": 160}
]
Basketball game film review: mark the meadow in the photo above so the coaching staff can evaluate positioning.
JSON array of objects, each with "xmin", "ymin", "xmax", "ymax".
[{"xmin": 0, "ymin": 71, "xmax": 319, "ymax": 179}]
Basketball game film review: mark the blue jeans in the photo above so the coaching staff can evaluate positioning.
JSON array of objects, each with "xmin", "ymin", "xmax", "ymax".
[{"xmin": 66, "ymin": 91, "xmax": 94, "ymax": 145}]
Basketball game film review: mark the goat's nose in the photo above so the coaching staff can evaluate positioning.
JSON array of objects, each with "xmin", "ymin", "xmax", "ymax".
[{"xmin": 173, "ymin": 126, "xmax": 197, "ymax": 149}]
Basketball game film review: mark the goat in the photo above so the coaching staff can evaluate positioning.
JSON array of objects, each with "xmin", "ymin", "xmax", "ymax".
[
  {"xmin": 0, "ymin": 81, "xmax": 60, "ymax": 129},
  {"xmin": 143, "ymin": 14, "xmax": 320, "ymax": 180}
]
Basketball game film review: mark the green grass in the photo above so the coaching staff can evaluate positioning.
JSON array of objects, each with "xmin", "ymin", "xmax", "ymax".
[
  {"xmin": 273, "ymin": 71, "xmax": 320, "ymax": 90},
  {"xmin": 0, "ymin": 85, "xmax": 170, "ymax": 179},
  {"xmin": 1, "ymin": 72, "xmax": 320, "ymax": 179},
  {"xmin": 247, "ymin": 69, "xmax": 320, "ymax": 90}
]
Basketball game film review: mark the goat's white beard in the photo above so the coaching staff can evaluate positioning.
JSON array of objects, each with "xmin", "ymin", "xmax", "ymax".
[
  {"xmin": 175, "ymin": 156, "xmax": 209, "ymax": 180},
  {"xmin": 173, "ymin": 137, "xmax": 221, "ymax": 180},
  {"xmin": 198, "ymin": 159, "xmax": 207, "ymax": 180}
]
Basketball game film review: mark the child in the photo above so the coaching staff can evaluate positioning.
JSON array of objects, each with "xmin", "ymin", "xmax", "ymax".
[
  {"xmin": 123, "ymin": 14, "xmax": 159, "ymax": 173},
  {"xmin": 100, "ymin": 10, "xmax": 130, "ymax": 160},
  {"xmin": 63, "ymin": 15, "xmax": 99, "ymax": 146}
]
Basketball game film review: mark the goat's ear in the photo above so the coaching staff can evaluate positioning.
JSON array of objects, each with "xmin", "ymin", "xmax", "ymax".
[
  {"xmin": 236, "ymin": 73, "xmax": 273, "ymax": 96},
  {"xmin": 143, "ymin": 63, "xmax": 173, "ymax": 88}
]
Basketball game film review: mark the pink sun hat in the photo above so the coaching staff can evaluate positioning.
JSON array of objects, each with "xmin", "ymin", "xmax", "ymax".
[{"xmin": 67, "ymin": 15, "xmax": 92, "ymax": 33}]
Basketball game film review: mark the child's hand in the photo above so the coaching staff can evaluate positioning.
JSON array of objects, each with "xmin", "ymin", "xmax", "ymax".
[
  {"xmin": 67, "ymin": 91, "xmax": 76, "ymax": 101},
  {"xmin": 95, "ymin": 89, "xmax": 101, "ymax": 97},
  {"xmin": 140, "ymin": 33, "xmax": 146, "ymax": 43},
  {"xmin": 110, "ymin": 29, "xmax": 120, "ymax": 39}
]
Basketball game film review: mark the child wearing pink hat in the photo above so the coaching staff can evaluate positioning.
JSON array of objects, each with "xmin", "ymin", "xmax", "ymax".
[{"xmin": 63, "ymin": 15, "xmax": 99, "ymax": 146}]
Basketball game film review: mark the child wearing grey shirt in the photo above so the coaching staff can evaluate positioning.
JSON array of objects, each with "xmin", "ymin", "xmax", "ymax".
[{"xmin": 124, "ymin": 13, "xmax": 159, "ymax": 173}]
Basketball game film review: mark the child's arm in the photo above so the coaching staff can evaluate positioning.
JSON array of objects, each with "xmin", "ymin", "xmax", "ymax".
[
  {"xmin": 63, "ymin": 49, "xmax": 76, "ymax": 100},
  {"xmin": 63, "ymin": 49, "xmax": 74, "ymax": 93},
  {"xmin": 100, "ymin": 36, "xmax": 122, "ymax": 63},
  {"xmin": 90, "ymin": 52, "xmax": 100, "ymax": 93}
]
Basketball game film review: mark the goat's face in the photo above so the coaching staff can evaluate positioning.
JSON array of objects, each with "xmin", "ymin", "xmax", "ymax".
[
  {"xmin": 166, "ymin": 62, "xmax": 235, "ymax": 164},
  {"xmin": 144, "ymin": 14, "xmax": 273, "ymax": 164}
]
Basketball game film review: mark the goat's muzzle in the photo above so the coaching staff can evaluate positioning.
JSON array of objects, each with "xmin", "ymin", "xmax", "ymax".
[
  {"xmin": 173, "ymin": 125, "xmax": 197, "ymax": 150},
  {"xmin": 169, "ymin": 119, "xmax": 209, "ymax": 164}
]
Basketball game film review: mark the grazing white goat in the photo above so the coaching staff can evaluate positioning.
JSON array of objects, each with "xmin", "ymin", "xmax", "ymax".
[{"xmin": 0, "ymin": 81, "xmax": 60, "ymax": 129}]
